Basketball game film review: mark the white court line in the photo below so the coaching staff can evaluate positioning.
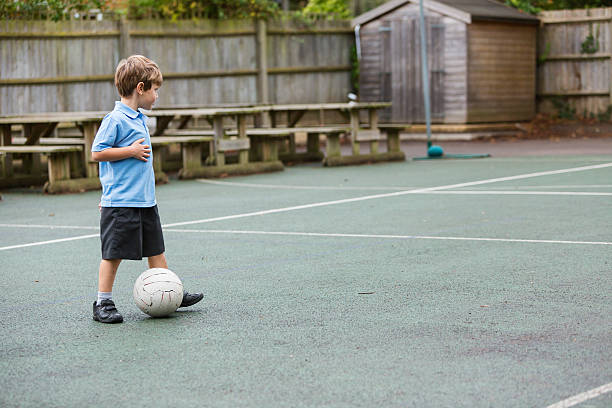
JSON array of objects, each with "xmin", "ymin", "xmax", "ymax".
[
  {"xmin": 428, "ymin": 190, "xmax": 612, "ymax": 196},
  {"xmin": 0, "ymin": 234, "xmax": 99, "ymax": 251},
  {"xmin": 471, "ymin": 185, "xmax": 612, "ymax": 189},
  {"xmin": 545, "ymin": 382, "xmax": 612, "ymax": 408},
  {"xmin": 166, "ymin": 162, "xmax": 612, "ymax": 228},
  {"xmin": 0, "ymin": 223, "xmax": 98, "ymax": 230},
  {"xmin": 198, "ymin": 179, "xmax": 612, "ymax": 192},
  {"xmin": 197, "ymin": 179, "xmax": 415, "ymax": 191},
  {"xmin": 164, "ymin": 228, "xmax": 612, "ymax": 246},
  {"xmin": 2, "ymin": 162, "xmax": 612, "ymax": 251}
]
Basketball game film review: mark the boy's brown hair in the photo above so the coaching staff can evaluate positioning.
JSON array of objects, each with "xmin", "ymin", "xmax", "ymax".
[{"xmin": 114, "ymin": 55, "xmax": 163, "ymax": 97}]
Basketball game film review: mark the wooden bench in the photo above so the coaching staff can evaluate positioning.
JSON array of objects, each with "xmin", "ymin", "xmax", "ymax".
[
  {"xmin": 319, "ymin": 123, "xmax": 405, "ymax": 166},
  {"xmin": 162, "ymin": 126, "xmax": 351, "ymax": 164},
  {"xmin": 10, "ymin": 137, "xmax": 87, "ymax": 177},
  {"xmin": 161, "ymin": 128, "xmax": 285, "ymax": 164},
  {"xmin": 150, "ymin": 136, "xmax": 213, "ymax": 182},
  {"xmin": 11, "ymin": 137, "xmax": 85, "ymax": 145},
  {"xmin": 0, "ymin": 145, "xmax": 100, "ymax": 193}
]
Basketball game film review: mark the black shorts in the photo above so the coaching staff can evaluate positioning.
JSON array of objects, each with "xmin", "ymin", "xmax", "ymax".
[{"xmin": 100, "ymin": 205, "xmax": 165, "ymax": 260}]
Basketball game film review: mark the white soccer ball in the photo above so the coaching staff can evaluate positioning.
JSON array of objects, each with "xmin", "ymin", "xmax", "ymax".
[{"xmin": 133, "ymin": 268, "xmax": 184, "ymax": 317}]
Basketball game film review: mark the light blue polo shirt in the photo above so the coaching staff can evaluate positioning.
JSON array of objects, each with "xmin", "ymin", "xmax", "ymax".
[{"xmin": 92, "ymin": 101, "xmax": 156, "ymax": 207}]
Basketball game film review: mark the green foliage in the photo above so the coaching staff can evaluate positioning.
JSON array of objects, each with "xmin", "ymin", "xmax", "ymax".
[
  {"xmin": 302, "ymin": 0, "xmax": 351, "ymax": 20},
  {"xmin": 581, "ymin": 34, "xmax": 598, "ymax": 53},
  {"xmin": 551, "ymin": 97, "xmax": 576, "ymax": 120},
  {"xmin": 580, "ymin": 24, "xmax": 600, "ymax": 54},
  {"xmin": 537, "ymin": 42, "xmax": 551, "ymax": 65},
  {"xmin": 505, "ymin": 0, "xmax": 612, "ymax": 14},
  {"xmin": 0, "ymin": 0, "xmax": 110, "ymax": 21},
  {"xmin": 596, "ymin": 105, "xmax": 612, "ymax": 122},
  {"xmin": 505, "ymin": 0, "xmax": 540, "ymax": 14},
  {"xmin": 127, "ymin": 0, "xmax": 280, "ymax": 20},
  {"xmin": 0, "ymin": 0, "xmax": 281, "ymax": 20}
]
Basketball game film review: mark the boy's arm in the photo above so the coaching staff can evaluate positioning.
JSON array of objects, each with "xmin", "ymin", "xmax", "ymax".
[{"xmin": 91, "ymin": 138, "xmax": 150, "ymax": 162}]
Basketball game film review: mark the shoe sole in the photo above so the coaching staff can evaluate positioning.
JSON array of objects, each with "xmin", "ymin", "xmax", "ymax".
[{"xmin": 93, "ymin": 315, "xmax": 123, "ymax": 324}]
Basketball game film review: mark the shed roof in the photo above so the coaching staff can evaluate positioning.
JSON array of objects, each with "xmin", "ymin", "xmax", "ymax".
[{"xmin": 352, "ymin": 0, "xmax": 539, "ymax": 26}]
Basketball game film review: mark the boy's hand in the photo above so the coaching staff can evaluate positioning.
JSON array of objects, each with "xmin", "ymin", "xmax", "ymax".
[{"xmin": 130, "ymin": 138, "xmax": 151, "ymax": 162}]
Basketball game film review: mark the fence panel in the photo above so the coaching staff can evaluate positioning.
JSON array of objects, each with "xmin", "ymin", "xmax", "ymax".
[
  {"xmin": 538, "ymin": 8, "xmax": 612, "ymax": 116},
  {"xmin": 0, "ymin": 18, "xmax": 354, "ymax": 115}
]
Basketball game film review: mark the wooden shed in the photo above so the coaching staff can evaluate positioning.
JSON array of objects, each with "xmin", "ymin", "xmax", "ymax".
[{"xmin": 353, "ymin": 0, "xmax": 539, "ymax": 124}]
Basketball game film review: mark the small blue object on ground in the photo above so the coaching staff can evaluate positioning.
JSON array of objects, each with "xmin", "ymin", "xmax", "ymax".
[{"xmin": 427, "ymin": 145, "xmax": 444, "ymax": 157}]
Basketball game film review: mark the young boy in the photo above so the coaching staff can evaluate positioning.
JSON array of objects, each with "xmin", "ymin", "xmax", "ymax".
[{"xmin": 91, "ymin": 55, "xmax": 203, "ymax": 324}]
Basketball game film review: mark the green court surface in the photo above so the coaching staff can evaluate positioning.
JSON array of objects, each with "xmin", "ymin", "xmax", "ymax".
[{"xmin": 1, "ymin": 155, "xmax": 611, "ymax": 408}]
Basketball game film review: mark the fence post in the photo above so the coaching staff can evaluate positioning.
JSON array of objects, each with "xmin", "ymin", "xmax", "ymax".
[
  {"xmin": 256, "ymin": 19, "xmax": 269, "ymax": 105},
  {"xmin": 255, "ymin": 19, "xmax": 270, "ymax": 126},
  {"xmin": 609, "ymin": 14, "xmax": 612, "ymax": 106},
  {"xmin": 119, "ymin": 16, "xmax": 131, "ymax": 59}
]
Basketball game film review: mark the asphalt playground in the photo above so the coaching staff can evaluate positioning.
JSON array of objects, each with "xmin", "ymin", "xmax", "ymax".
[{"xmin": 0, "ymin": 139, "xmax": 611, "ymax": 407}]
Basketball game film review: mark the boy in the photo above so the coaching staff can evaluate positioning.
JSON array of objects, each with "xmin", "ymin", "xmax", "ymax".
[{"xmin": 91, "ymin": 55, "xmax": 203, "ymax": 323}]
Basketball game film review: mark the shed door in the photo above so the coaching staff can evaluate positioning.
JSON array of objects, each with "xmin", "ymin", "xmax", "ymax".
[{"xmin": 379, "ymin": 16, "xmax": 445, "ymax": 123}]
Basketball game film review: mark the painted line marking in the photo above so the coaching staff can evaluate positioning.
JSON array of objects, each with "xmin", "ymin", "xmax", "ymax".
[
  {"xmin": 427, "ymin": 190, "xmax": 612, "ymax": 196},
  {"xmin": 197, "ymin": 179, "xmax": 612, "ymax": 195},
  {"xmin": 163, "ymin": 228, "xmax": 612, "ymax": 246},
  {"xmin": 166, "ymin": 162, "xmax": 612, "ymax": 228},
  {"xmin": 0, "ymin": 234, "xmax": 99, "ymax": 251},
  {"xmin": 471, "ymin": 184, "xmax": 612, "ymax": 189},
  {"xmin": 2, "ymin": 224, "xmax": 609, "ymax": 247},
  {"xmin": 197, "ymin": 179, "xmax": 418, "ymax": 191},
  {"xmin": 545, "ymin": 382, "xmax": 612, "ymax": 408},
  {"xmin": 1, "ymin": 162, "xmax": 611, "ymax": 251},
  {"xmin": 0, "ymin": 224, "xmax": 98, "ymax": 230}
]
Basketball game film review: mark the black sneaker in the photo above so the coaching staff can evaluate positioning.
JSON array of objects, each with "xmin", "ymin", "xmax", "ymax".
[
  {"xmin": 93, "ymin": 300, "xmax": 123, "ymax": 324},
  {"xmin": 179, "ymin": 291, "xmax": 203, "ymax": 308}
]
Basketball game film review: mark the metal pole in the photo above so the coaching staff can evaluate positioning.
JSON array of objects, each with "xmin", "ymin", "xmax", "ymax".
[{"xmin": 419, "ymin": 0, "xmax": 432, "ymax": 148}]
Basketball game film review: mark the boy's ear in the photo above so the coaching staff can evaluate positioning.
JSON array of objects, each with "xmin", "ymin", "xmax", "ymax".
[{"xmin": 136, "ymin": 82, "xmax": 145, "ymax": 95}]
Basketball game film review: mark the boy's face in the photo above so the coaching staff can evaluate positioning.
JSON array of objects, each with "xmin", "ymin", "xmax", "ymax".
[{"xmin": 138, "ymin": 83, "xmax": 160, "ymax": 110}]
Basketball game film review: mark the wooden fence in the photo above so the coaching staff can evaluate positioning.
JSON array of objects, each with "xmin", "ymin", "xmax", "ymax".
[
  {"xmin": 538, "ymin": 8, "xmax": 612, "ymax": 116},
  {"xmin": 0, "ymin": 18, "xmax": 354, "ymax": 115}
]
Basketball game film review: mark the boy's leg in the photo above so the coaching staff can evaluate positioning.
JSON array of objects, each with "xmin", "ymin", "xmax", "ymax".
[
  {"xmin": 148, "ymin": 253, "xmax": 168, "ymax": 269},
  {"xmin": 146, "ymin": 252, "xmax": 203, "ymax": 308},
  {"xmin": 99, "ymin": 258, "xmax": 121, "ymax": 292},
  {"xmin": 93, "ymin": 258, "xmax": 123, "ymax": 324}
]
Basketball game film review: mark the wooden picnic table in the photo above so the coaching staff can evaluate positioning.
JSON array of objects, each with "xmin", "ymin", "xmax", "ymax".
[
  {"xmin": 145, "ymin": 106, "xmax": 281, "ymax": 177},
  {"xmin": 148, "ymin": 102, "xmax": 400, "ymax": 167},
  {"xmin": 0, "ymin": 111, "xmax": 106, "ymax": 179},
  {"xmin": 145, "ymin": 106, "xmax": 269, "ymax": 166},
  {"xmin": 265, "ymin": 102, "xmax": 399, "ymax": 165}
]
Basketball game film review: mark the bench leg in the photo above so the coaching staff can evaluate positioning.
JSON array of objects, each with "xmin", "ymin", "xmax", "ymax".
[
  {"xmin": 261, "ymin": 139, "xmax": 278, "ymax": 162},
  {"xmin": 216, "ymin": 152, "xmax": 225, "ymax": 166},
  {"xmin": 213, "ymin": 116, "xmax": 225, "ymax": 166},
  {"xmin": 182, "ymin": 143, "xmax": 202, "ymax": 171},
  {"xmin": 48, "ymin": 152, "xmax": 71, "ymax": 184},
  {"xmin": 370, "ymin": 140, "xmax": 379, "ymax": 155},
  {"xmin": 153, "ymin": 146, "xmax": 164, "ymax": 174},
  {"xmin": 369, "ymin": 109, "xmax": 379, "ymax": 154},
  {"xmin": 0, "ymin": 125, "xmax": 12, "ymax": 177},
  {"xmin": 82, "ymin": 122, "xmax": 99, "ymax": 178},
  {"xmin": 326, "ymin": 132, "xmax": 341, "ymax": 158},
  {"xmin": 387, "ymin": 129, "xmax": 401, "ymax": 153},
  {"xmin": 306, "ymin": 133, "xmax": 320, "ymax": 154},
  {"xmin": 350, "ymin": 110, "xmax": 360, "ymax": 155},
  {"xmin": 237, "ymin": 115, "xmax": 249, "ymax": 165}
]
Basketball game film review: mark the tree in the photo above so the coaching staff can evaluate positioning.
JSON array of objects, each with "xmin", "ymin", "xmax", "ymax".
[{"xmin": 505, "ymin": 0, "xmax": 612, "ymax": 14}]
